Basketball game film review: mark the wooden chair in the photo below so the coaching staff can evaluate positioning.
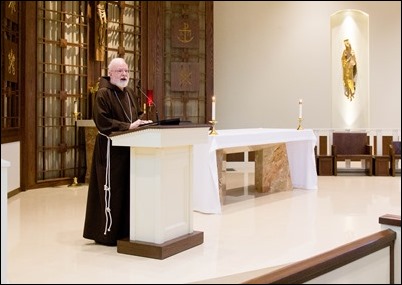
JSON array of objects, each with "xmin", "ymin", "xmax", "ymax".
[
  {"xmin": 331, "ymin": 132, "xmax": 373, "ymax": 176},
  {"xmin": 372, "ymin": 136, "xmax": 393, "ymax": 176},
  {"xmin": 316, "ymin": 136, "xmax": 334, "ymax": 176},
  {"xmin": 389, "ymin": 141, "xmax": 401, "ymax": 176}
]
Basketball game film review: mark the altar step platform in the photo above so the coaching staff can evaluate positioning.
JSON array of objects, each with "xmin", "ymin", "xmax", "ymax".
[{"xmin": 6, "ymin": 175, "xmax": 401, "ymax": 284}]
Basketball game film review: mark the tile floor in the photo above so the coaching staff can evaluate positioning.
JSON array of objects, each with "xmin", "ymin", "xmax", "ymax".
[{"xmin": 6, "ymin": 169, "xmax": 401, "ymax": 284}]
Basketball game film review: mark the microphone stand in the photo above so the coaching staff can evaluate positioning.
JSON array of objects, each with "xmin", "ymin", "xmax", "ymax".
[{"xmin": 136, "ymin": 85, "xmax": 159, "ymax": 122}]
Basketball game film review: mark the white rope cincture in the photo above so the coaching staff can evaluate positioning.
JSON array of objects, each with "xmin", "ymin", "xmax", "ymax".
[{"xmin": 99, "ymin": 132, "xmax": 112, "ymax": 235}]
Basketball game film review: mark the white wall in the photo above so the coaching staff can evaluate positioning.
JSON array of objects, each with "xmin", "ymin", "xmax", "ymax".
[
  {"xmin": 1, "ymin": 159, "xmax": 10, "ymax": 283},
  {"xmin": 1, "ymin": 142, "xmax": 20, "ymax": 193},
  {"xmin": 214, "ymin": 1, "xmax": 401, "ymax": 130}
]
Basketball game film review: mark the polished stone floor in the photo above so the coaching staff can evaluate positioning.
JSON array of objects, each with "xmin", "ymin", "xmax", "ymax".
[{"xmin": 6, "ymin": 167, "xmax": 401, "ymax": 284}]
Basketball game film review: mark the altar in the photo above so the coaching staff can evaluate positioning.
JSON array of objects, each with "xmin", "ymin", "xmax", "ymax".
[{"xmin": 193, "ymin": 128, "xmax": 318, "ymax": 214}]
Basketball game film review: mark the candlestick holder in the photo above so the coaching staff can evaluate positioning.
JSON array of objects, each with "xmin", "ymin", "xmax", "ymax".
[
  {"xmin": 68, "ymin": 176, "xmax": 81, "ymax": 187},
  {"xmin": 70, "ymin": 111, "xmax": 82, "ymax": 188},
  {"xmin": 297, "ymin": 118, "xmax": 303, "ymax": 130},
  {"xmin": 209, "ymin": 120, "xmax": 218, "ymax": 135},
  {"xmin": 73, "ymin": 111, "xmax": 81, "ymax": 121}
]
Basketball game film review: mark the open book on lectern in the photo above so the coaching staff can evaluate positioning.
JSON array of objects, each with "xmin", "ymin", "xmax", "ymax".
[
  {"xmin": 110, "ymin": 118, "xmax": 181, "ymax": 137},
  {"xmin": 139, "ymin": 117, "xmax": 181, "ymax": 127}
]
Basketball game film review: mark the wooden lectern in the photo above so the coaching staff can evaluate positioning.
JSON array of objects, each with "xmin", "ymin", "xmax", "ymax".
[{"xmin": 110, "ymin": 124, "xmax": 210, "ymax": 259}]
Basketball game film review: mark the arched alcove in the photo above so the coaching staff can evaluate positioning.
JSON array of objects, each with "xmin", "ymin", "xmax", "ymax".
[{"xmin": 331, "ymin": 10, "xmax": 369, "ymax": 129}]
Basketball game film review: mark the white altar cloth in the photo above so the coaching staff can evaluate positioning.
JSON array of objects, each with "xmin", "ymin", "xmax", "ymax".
[{"xmin": 193, "ymin": 128, "xmax": 318, "ymax": 214}]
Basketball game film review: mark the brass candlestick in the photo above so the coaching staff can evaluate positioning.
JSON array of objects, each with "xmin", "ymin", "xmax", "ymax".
[
  {"xmin": 68, "ymin": 176, "xmax": 81, "ymax": 187},
  {"xmin": 209, "ymin": 120, "xmax": 218, "ymax": 135},
  {"xmin": 297, "ymin": 118, "xmax": 303, "ymax": 130},
  {"xmin": 70, "ymin": 108, "xmax": 81, "ymax": 188},
  {"xmin": 73, "ymin": 111, "xmax": 81, "ymax": 121}
]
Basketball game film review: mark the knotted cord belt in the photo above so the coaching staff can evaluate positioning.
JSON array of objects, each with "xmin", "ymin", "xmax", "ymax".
[{"xmin": 99, "ymin": 132, "xmax": 112, "ymax": 235}]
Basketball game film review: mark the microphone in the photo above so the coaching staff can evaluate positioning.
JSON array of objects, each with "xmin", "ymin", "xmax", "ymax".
[{"xmin": 136, "ymin": 81, "xmax": 160, "ymax": 122}]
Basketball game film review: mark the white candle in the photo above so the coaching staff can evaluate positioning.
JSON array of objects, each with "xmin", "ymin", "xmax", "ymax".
[
  {"xmin": 74, "ymin": 100, "xmax": 78, "ymax": 113},
  {"xmin": 212, "ymin": 96, "xmax": 216, "ymax": 120},
  {"xmin": 298, "ymin": 99, "xmax": 303, "ymax": 119}
]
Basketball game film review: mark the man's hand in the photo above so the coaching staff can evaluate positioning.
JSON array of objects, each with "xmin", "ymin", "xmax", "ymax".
[{"xmin": 129, "ymin": 119, "xmax": 153, "ymax": 129}]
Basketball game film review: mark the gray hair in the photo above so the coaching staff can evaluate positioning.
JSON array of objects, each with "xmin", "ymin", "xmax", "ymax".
[{"xmin": 108, "ymin": 57, "xmax": 127, "ymax": 71}]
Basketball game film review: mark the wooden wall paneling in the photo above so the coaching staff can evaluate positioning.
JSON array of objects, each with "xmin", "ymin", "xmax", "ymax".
[
  {"xmin": 21, "ymin": 1, "xmax": 37, "ymax": 190},
  {"xmin": 147, "ymin": 2, "xmax": 164, "ymax": 120}
]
